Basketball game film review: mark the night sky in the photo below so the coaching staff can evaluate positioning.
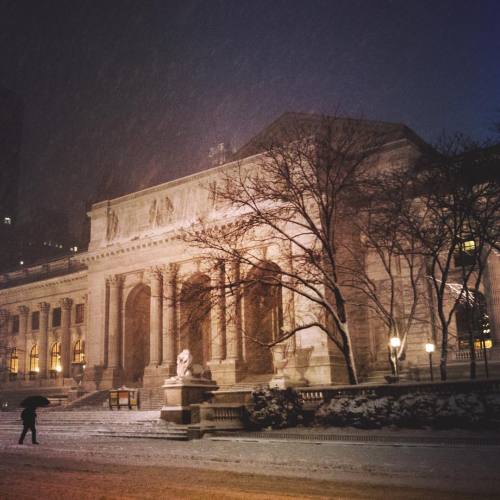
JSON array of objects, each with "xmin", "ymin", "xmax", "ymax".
[{"xmin": 1, "ymin": 0, "xmax": 499, "ymax": 235}]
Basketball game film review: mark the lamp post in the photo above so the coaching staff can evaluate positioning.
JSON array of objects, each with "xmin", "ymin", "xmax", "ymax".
[
  {"xmin": 425, "ymin": 342, "xmax": 435, "ymax": 381},
  {"xmin": 389, "ymin": 336, "xmax": 401, "ymax": 379}
]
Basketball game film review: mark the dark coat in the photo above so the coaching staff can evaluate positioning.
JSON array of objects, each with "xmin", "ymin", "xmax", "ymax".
[{"xmin": 21, "ymin": 408, "xmax": 37, "ymax": 426}]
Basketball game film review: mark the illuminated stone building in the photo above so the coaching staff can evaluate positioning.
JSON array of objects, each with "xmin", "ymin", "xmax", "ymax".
[{"xmin": 0, "ymin": 114, "xmax": 499, "ymax": 400}]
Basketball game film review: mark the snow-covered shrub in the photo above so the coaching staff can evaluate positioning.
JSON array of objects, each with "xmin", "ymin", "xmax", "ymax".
[
  {"xmin": 244, "ymin": 387, "xmax": 303, "ymax": 430},
  {"xmin": 315, "ymin": 389, "xmax": 498, "ymax": 429}
]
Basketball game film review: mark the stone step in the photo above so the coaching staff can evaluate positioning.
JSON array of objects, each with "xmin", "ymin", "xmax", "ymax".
[{"xmin": 93, "ymin": 428, "xmax": 189, "ymax": 441}]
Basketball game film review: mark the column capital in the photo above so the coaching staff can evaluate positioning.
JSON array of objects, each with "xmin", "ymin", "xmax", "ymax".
[
  {"xmin": 107, "ymin": 275, "xmax": 124, "ymax": 287},
  {"xmin": 18, "ymin": 305, "xmax": 29, "ymax": 316},
  {"xmin": 38, "ymin": 302, "xmax": 50, "ymax": 314},
  {"xmin": 60, "ymin": 298, "xmax": 73, "ymax": 310}
]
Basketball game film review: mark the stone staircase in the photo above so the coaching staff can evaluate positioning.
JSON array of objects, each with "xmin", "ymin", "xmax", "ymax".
[
  {"xmin": 0, "ymin": 387, "xmax": 71, "ymax": 411},
  {"xmin": 62, "ymin": 390, "xmax": 110, "ymax": 410},
  {"xmin": 0, "ymin": 409, "xmax": 189, "ymax": 441}
]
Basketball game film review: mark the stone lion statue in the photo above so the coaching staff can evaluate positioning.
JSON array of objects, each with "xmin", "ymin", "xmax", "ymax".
[{"xmin": 176, "ymin": 349, "xmax": 193, "ymax": 378}]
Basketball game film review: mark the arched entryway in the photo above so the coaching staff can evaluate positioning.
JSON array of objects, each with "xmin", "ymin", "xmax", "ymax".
[
  {"xmin": 124, "ymin": 284, "xmax": 151, "ymax": 385},
  {"xmin": 180, "ymin": 273, "xmax": 211, "ymax": 368},
  {"xmin": 244, "ymin": 262, "xmax": 283, "ymax": 374}
]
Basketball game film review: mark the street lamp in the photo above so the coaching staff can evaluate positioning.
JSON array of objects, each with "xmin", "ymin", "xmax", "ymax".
[
  {"xmin": 389, "ymin": 336, "xmax": 401, "ymax": 379},
  {"xmin": 425, "ymin": 342, "xmax": 435, "ymax": 381}
]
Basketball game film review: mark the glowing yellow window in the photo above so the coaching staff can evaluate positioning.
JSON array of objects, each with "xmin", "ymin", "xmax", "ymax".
[
  {"xmin": 462, "ymin": 240, "xmax": 476, "ymax": 253},
  {"xmin": 29, "ymin": 345, "xmax": 39, "ymax": 372},
  {"xmin": 73, "ymin": 340, "xmax": 85, "ymax": 363},
  {"xmin": 50, "ymin": 342, "xmax": 62, "ymax": 373},
  {"xmin": 9, "ymin": 348, "xmax": 18, "ymax": 374}
]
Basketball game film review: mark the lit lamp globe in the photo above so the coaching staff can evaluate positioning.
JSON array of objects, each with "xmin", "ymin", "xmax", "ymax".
[
  {"xmin": 56, "ymin": 365, "xmax": 62, "ymax": 373},
  {"xmin": 425, "ymin": 343, "xmax": 435, "ymax": 354},
  {"xmin": 389, "ymin": 337, "xmax": 401, "ymax": 348}
]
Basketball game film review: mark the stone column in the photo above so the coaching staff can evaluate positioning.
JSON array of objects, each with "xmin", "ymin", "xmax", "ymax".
[
  {"xmin": 60, "ymin": 298, "xmax": 73, "ymax": 377},
  {"xmin": 226, "ymin": 260, "xmax": 242, "ymax": 361},
  {"xmin": 148, "ymin": 269, "xmax": 162, "ymax": 368},
  {"xmin": 38, "ymin": 302, "xmax": 50, "ymax": 379},
  {"xmin": 484, "ymin": 252, "xmax": 500, "ymax": 344},
  {"xmin": 210, "ymin": 261, "xmax": 225, "ymax": 362},
  {"xmin": 107, "ymin": 276, "xmax": 123, "ymax": 369},
  {"xmin": 161, "ymin": 264, "xmax": 177, "ymax": 375},
  {"xmin": 18, "ymin": 306, "xmax": 29, "ymax": 377}
]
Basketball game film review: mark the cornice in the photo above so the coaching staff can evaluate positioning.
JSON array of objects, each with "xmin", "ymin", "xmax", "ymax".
[
  {"xmin": 0, "ymin": 270, "xmax": 88, "ymax": 297},
  {"xmin": 79, "ymin": 228, "xmax": 184, "ymax": 264}
]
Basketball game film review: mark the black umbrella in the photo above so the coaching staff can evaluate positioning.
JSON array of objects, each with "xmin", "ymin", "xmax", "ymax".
[{"xmin": 19, "ymin": 395, "xmax": 50, "ymax": 408}]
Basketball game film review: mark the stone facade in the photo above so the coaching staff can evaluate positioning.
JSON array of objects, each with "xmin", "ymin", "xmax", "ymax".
[{"xmin": 1, "ymin": 116, "xmax": 500, "ymax": 395}]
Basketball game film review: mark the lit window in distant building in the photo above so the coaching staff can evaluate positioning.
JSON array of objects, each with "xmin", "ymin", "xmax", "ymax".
[
  {"xmin": 73, "ymin": 340, "xmax": 85, "ymax": 363},
  {"xmin": 3, "ymin": 216, "xmax": 11, "ymax": 225},
  {"xmin": 52, "ymin": 307, "xmax": 61, "ymax": 328},
  {"xmin": 50, "ymin": 342, "xmax": 61, "ymax": 376},
  {"xmin": 31, "ymin": 311, "xmax": 40, "ymax": 331},
  {"xmin": 29, "ymin": 345, "xmax": 39, "ymax": 373},
  {"xmin": 12, "ymin": 315, "xmax": 19, "ymax": 334},
  {"xmin": 75, "ymin": 303, "xmax": 85, "ymax": 324},
  {"xmin": 455, "ymin": 290, "xmax": 492, "ymax": 350}
]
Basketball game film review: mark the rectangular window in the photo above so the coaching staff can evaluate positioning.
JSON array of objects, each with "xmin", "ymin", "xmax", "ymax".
[
  {"xmin": 12, "ymin": 315, "xmax": 19, "ymax": 334},
  {"xmin": 454, "ymin": 238, "xmax": 476, "ymax": 268},
  {"xmin": 31, "ymin": 311, "xmax": 40, "ymax": 331},
  {"xmin": 75, "ymin": 303, "xmax": 85, "ymax": 324},
  {"xmin": 52, "ymin": 307, "xmax": 61, "ymax": 327}
]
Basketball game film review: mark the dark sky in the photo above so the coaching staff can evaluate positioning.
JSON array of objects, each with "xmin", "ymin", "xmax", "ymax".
[{"xmin": 1, "ymin": 0, "xmax": 499, "ymax": 235}]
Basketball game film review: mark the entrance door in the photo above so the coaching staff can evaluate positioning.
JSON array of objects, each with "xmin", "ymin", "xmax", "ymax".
[{"xmin": 124, "ymin": 285, "xmax": 150, "ymax": 385}]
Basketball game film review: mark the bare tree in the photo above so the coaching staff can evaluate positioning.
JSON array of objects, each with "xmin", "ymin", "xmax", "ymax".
[
  {"xmin": 396, "ymin": 136, "xmax": 500, "ymax": 380},
  {"xmin": 341, "ymin": 170, "xmax": 427, "ymax": 378},
  {"xmin": 183, "ymin": 115, "xmax": 401, "ymax": 385}
]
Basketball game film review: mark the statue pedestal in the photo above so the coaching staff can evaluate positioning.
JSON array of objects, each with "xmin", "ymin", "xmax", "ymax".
[
  {"xmin": 160, "ymin": 377, "xmax": 218, "ymax": 424},
  {"xmin": 269, "ymin": 373, "xmax": 291, "ymax": 389}
]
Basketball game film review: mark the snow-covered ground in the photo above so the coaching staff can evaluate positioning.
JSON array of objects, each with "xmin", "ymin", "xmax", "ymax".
[{"xmin": 1, "ymin": 418, "xmax": 499, "ymax": 498}]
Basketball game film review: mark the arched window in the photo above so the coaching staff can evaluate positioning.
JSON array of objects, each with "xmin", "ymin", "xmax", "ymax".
[
  {"xmin": 9, "ymin": 348, "xmax": 18, "ymax": 380},
  {"xmin": 50, "ymin": 342, "xmax": 62, "ymax": 375},
  {"xmin": 29, "ymin": 345, "xmax": 39, "ymax": 373},
  {"xmin": 73, "ymin": 340, "xmax": 85, "ymax": 364},
  {"xmin": 455, "ymin": 290, "xmax": 491, "ymax": 350}
]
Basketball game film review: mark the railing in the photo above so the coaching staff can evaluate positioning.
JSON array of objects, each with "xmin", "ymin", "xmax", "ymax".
[
  {"xmin": 451, "ymin": 346, "xmax": 500, "ymax": 362},
  {"xmin": 190, "ymin": 403, "xmax": 245, "ymax": 430}
]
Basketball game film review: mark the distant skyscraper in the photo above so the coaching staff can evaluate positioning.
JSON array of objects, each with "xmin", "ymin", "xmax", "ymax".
[{"xmin": 0, "ymin": 85, "xmax": 23, "ymax": 270}]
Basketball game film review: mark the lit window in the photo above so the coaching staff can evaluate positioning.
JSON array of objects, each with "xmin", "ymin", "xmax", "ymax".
[
  {"xmin": 462, "ymin": 240, "xmax": 476, "ymax": 253},
  {"xmin": 50, "ymin": 342, "xmax": 62, "ymax": 374},
  {"xmin": 3, "ymin": 217, "xmax": 11, "ymax": 225},
  {"xmin": 73, "ymin": 340, "xmax": 85, "ymax": 363},
  {"xmin": 9, "ymin": 348, "xmax": 18, "ymax": 374},
  {"xmin": 454, "ymin": 237, "xmax": 477, "ymax": 267},
  {"xmin": 29, "ymin": 345, "xmax": 39, "ymax": 373}
]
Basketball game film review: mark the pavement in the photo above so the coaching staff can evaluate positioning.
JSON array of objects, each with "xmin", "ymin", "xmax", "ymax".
[{"xmin": 1, "ymin": 420, "xmax": 500, "ymax": 498}]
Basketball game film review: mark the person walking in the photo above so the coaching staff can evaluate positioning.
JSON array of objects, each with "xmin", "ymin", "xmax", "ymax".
[{"xmin": 18, "ymin": 406, "xmax": 39, "ymax": 444}]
